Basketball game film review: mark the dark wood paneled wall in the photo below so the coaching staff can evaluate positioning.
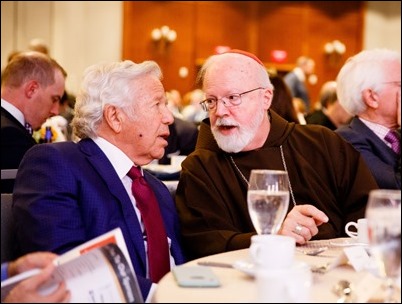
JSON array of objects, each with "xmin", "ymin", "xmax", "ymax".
[{"xmin": 123, "ymin": 1, "xmax": 364, "ymax": 109}]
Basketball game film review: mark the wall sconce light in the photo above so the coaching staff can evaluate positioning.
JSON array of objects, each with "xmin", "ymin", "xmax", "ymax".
[
  {"xmin": 324, "ymin": 40, "xmax": 346, "ymax": 67},
  {"xmin": 324, "ymin": 40, "xmax": 346, "ymax": 55},
  {"xmin": 151, "ymin": 25, "xmax": 177, "ymax": 45},
  {"xmin": 151, "ymin": 26, "xmax": 176, "ymax": 54}
]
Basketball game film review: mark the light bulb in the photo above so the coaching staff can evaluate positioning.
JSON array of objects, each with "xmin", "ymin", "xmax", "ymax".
[
  {"xmin": 167, "ymin": 30, "xmax": 177, "ymax": 42},
  {"xmin": 151, "ymin": 28, "xmax": 162, "ymax": 41}
]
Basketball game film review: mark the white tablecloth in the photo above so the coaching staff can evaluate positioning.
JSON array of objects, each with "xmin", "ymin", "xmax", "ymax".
[{"xmin": 152, "ymin": 238, "xmax": 396, "ymax": 303}]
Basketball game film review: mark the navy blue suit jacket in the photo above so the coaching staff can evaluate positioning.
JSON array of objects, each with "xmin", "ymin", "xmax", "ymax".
[
  {"xmin": 12, "ymin": 138, "xmax": 187, "ymax": 299},
  {"xmin": 336, "ymin": 117, "xmax": 400, "ymax": 189}
]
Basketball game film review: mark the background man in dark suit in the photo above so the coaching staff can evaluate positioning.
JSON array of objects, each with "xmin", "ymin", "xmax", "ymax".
[
  {"xmin": 12, "ymin": 59, "xmax": 186, "ymax": 301},
  {"xmin": 284, "ymin": 56, "xmax": 315, "ymax": 113},
  {"xmin": 1, "ymin": 51, "xmax": 66, "ymax": 193},
  {"xmin": 305, "ymin": 81, "xmax": 351, "ymax": 130},
  {"xmin": 336, "ymin": 49, "xmax": 401, "ymax": 189},
  {"xmin": 159, "ymin": 116, "xmax": 199, "ymax": 165}
]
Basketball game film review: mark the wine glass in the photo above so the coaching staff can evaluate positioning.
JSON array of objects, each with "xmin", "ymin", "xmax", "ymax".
[
  {"xmin": 365, "ymin": 189, "xmax": 401, "ymax": 303},
  {"xmin": 247, "ymin": 169, "xmax": 290, "ymax": 235}
]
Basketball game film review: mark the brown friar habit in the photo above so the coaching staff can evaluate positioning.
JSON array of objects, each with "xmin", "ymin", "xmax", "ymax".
[{"xmin": 175, "ymin": 110, "xmax": 378, "ymax": 260}]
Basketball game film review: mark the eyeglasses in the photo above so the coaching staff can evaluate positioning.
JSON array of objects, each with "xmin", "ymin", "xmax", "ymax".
[{"xmin": 200, "ymin": 87, "xmax": 265, "ymax": 112}]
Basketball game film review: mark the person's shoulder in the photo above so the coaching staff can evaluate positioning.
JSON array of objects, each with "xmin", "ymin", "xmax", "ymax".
[
  {"xmin": 1, "ymin": 109, "xmax": 19, "ymax": 127},
  {"xmin": 24, "ymin": 140, "xmax": 77, "ymax": 157},
  {"xmin": 334, "ymin": 124, "xmax": 350, "ymax": 134},
  {"xmin": 293, "ymin": 124, "xmax": 362, "ymax": 157},
  {"xmin": 295, "ymin": 122, "xmax": 345, "ymax": 141},
  {"xmin": 305, "ymin": 110, "xmax": 323, "ymax": 124},
  {"xmin": 335, "ymin": 123, "xmax": 360, "ymax": 141},
  {"xmin": 295, "ymin": 122, "xmax": 331, "ymax": 132}
]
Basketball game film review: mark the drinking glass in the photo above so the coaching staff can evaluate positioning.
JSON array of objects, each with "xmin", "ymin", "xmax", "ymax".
[
  {"xmin": 365, "ymin": 189, "xmax": 401, "ymax": 303},
  {"xmin": 247, "ymin": 169, "xmax": 290, "ymax": 235}
]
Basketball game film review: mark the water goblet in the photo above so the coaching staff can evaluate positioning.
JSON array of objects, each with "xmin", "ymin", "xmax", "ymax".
[
  {"xmin": 365, "ymin": 189, "xmax": 401, "ymax": 303},
  {"xmin": 247, "ymin": 169, "xmax": 290, "ymax": 235}
]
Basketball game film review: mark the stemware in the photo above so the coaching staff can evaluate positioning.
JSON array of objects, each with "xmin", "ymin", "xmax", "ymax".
[
  {"xmin": 247, "ymin": 169, "xmax": 290, "ymax": 235},
  {"xmin": 365, "ymin": 189, "xmax": 401, "ymax": 303}
]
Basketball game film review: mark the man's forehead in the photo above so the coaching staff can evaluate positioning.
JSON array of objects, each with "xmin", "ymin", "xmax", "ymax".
[{"xmin": 222, "ymin": 49, "xmax": 264, "ymax": 66}]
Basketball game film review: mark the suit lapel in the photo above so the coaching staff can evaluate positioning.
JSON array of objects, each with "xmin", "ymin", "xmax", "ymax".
[
  {"xmin": 1, "ymin": 108, "xmax": 37, "ymax": 144},
  {"xmin": 78, "ymin": 138, "xmax": 148, "ymax": 266},
  {"xmin": 351, "ymin": 118, "xmax": 396, "ymax": 163}
]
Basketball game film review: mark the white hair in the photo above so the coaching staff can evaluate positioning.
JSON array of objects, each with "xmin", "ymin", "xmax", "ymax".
[
  {"xmin": 336, "ymin": 49, "xmax": 401, "ymax": 115},
  {"xmin": 72, "ymin": 60, "xmax": 162, "ymax": 139}
]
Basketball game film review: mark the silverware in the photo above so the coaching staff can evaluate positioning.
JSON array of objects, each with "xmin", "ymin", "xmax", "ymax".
[
  {"xmin": 197, "ymin": 261, "xmax": 234, "ymax": 268},
  {"xmin": 297, "ymin": 246, "xmax": 328, "ymax": 256}
]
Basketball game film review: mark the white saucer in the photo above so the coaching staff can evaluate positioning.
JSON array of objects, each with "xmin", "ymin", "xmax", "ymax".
[{"xmin": 233, "ymin": 260, "xmax": 309, "ymax": 277}]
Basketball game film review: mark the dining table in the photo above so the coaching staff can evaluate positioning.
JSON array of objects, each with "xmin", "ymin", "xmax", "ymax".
[{"xmin": 152, "ymin": 237, "xmax": 398, "ymax": 303}]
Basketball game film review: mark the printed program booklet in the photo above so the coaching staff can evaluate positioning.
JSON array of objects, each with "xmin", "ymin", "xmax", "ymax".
[{"xmin": 1, "ymin": 227, "xmax": 143, "ymax": 303}]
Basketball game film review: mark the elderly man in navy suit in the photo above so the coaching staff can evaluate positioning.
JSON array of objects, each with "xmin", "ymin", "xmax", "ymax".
[
  {"xmin": 336, "ymin": 49, "xmax": 401, "ymax": 190},
  {"xmin": 12, "ymin": 60, "xmax": 187, "ymax": 301}
]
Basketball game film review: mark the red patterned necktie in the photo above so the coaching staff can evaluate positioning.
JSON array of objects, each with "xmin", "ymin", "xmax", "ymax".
[
  {"xmin": 384, "ymin": 130, "xmax": 401, "ymax": 155},
  {"xmin": 127, "ymin": 166, "xmax": 170, "ymax": 282}
]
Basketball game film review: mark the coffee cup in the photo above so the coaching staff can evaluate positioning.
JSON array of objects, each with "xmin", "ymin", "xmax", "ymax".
[
  {"xmin": 345, "ymin": 218, "xmax": 369, "ymax": 244},
  {"xmin": 249, "ymin": 235, "xmax": 295, "ymax": 269}
]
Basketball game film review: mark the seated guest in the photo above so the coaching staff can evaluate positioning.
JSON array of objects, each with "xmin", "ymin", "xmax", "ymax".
[
  {"xmin": 336, "ymin": 49, "xmax": 401, "ymax": 190},
  {"xmin": 269, "ymin": 74, "xmax": 300, "ymax": 124},
  {"xmin": 1, "ymin": 51, "xmax": 66, "ymax": 193},
  {"xmin": 305, "ymin": 81, "xmax": 351, "ymax": 130},
  {"xmin": 284, "ymin": 56, "xmax": 315, "ymax": 113},
  {"xmin": 2, "ymin": 252, "xmax": 70, "ymax": 303},
  {"xmin": 159, "ymin": 116, "xmax": 199, "ymax": 165},
  {"xmin": 181, "ymin": 89, "xmax": 208, "ymax": 125},
  {"xmin": 175, "ymin": 49, "xmax": 378, "ymax": 260},
  {"xmin": 12, "ymin": 60, "xmax": 187, "ymax": 300}
]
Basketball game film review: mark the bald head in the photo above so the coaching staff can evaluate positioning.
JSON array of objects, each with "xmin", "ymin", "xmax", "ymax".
[{"xmin": 197, "ymin": 50, "xmax": 271, "ymax": 91}]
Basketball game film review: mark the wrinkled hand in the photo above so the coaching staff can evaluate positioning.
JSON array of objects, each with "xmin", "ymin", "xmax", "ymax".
[
  {"xmin": 279, "ymin": 204, "xmax": 329, "ymax": 245},
  {"xmin": 4, "ymin": 263, "xmax": 71, "ymax": 303}
]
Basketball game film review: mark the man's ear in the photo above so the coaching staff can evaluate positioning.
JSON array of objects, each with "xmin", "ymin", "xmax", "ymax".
[
  {"xmin": 263, "ymin": 88, "xmax": 273, "ymax": 110},
  {"xmin": 103, "ymin": 104, "xmax": 123, "ymax": 133},
  {"xmin": 362, "ymin": 88, "xmax": 379, "ymax": 109},
  {"xmin": 24, "ymin": 80, "xmax": 39, "ymax": 98}
]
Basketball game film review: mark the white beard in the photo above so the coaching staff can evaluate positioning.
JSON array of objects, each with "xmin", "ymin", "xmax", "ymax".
[{"xmin": 212, "ymin": 110, "xmax": 265, "ymax": 153}]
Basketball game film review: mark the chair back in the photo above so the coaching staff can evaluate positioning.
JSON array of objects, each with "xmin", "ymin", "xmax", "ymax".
[
  {"xmin": 1, "ymin": 169, "xmax": 18, "ymax": 180},
  {"xmin": 1, "ymin": 169, "xmax": 18, "ymax": 193},
  {"xmin": 1, "ymin": 193, "xmax": 18, "ymax": 263}
]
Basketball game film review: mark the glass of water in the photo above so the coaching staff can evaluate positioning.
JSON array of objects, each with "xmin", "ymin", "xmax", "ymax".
[
  {"xmin": 365, "ymin": 189, "xmax": 401, "ymax": 303},
  {"xmin": 247, "ymin": 169, "xmax": 290, "ymax": 235}
]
